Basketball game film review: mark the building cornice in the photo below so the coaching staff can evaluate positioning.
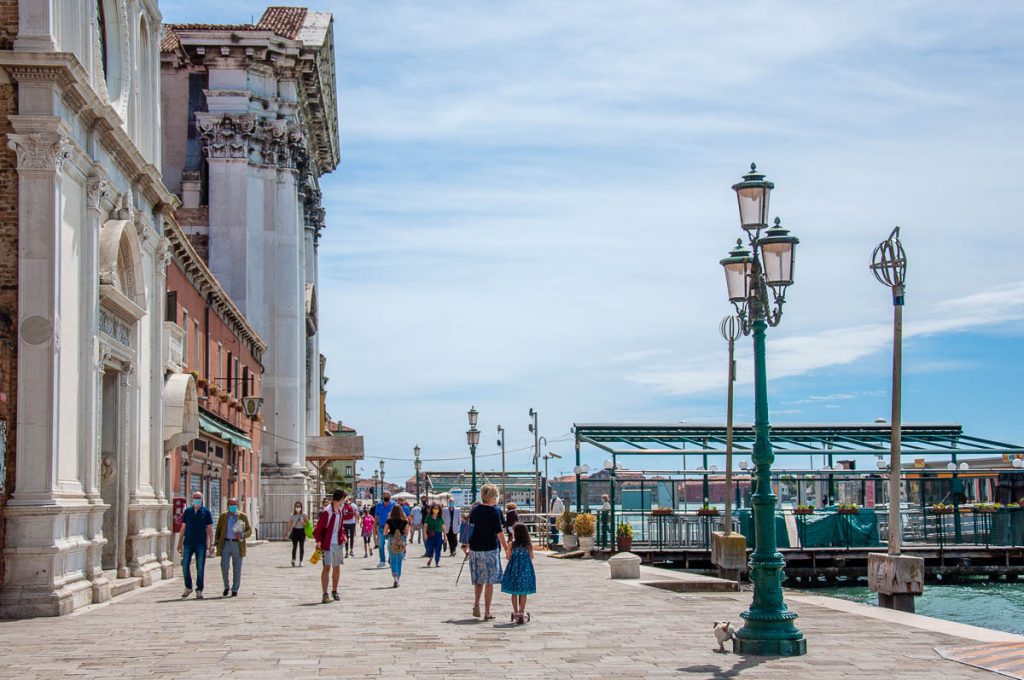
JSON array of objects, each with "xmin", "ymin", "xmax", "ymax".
[{"xmin": 0, "ymin": 51, "xmax": 178, "ymax": 211}]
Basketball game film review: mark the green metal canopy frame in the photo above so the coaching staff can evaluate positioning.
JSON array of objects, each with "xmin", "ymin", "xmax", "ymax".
[{"xmin": 574, "ymin": 423, "xmax": 1023, "ymax": 458}]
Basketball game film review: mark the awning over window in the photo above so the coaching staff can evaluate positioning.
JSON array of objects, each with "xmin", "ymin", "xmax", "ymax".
[
  {"xmin": 199, "ymin": 411, "xmax": 253, "ymax": 450},
  {"xmin": 163, "ymin": 373, "xmax": 199, "ymax": 452}
]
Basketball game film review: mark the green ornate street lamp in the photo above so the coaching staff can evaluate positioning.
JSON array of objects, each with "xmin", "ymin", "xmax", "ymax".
[
  {"xmin": 720, "ymin": 163, "xmax": 806, "ymax": 656},
  {"xmin": 467, "ymin": 406, "xmax": 480, "ymax": 501}
]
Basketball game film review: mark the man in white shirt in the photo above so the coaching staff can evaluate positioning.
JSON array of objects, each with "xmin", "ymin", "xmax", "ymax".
[
  {"xmin": 442, "ymin": 501, "xmax": 462, "ymax": 556},
  {"xmin": 410, "ymin": 503, "xmax": 424, "ymax": 544},
  {"xmin": 314, "ymin": 489, "xmax": 347, "ymax": 604},
  {"xmin": 549, "ymin": 491, "xmax": 566, "ymax": 545}
]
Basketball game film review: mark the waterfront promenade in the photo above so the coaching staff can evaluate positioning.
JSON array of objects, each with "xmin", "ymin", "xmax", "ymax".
[{"xmin": 0, "ymin": 544, "xmax": 1014, "ymax": 678}]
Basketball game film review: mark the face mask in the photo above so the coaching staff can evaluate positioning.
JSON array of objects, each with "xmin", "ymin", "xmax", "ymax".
[
  {"xmin": 229, "ymin": 505, "xmax": 238, "ymax": 513},
  {"xmin": 192, "ymin": 499, "xmax": 202, "ymax": 507}
]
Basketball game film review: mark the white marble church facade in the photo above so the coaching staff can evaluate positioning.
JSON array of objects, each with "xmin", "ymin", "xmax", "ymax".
[
  {"xmin": 0, "ymin": 0, "xmax": 197, "ymax": 617},
  {"xmin": 161, "ymin": 8, "xmax": 340, "ymax": 526}
]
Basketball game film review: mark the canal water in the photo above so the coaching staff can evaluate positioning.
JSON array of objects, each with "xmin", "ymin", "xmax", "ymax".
[{"xmin": 805, "ymin": 581, "xmax": 1024, "ymax": 635}]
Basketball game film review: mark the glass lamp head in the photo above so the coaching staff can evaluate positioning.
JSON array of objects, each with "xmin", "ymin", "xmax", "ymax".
[
  {"xmin": 720, "ymin": 239, "xmax": 753, "ymax": 303},
  {"xmin": 467, "ymin": 406, "xmax": 478, "ymax": 428},
  {"xmin": 731, "ymin": 162, "xmax": 774, "ymax": 231},
  {"xmin": 758, "ymin": 218, "xmax": 799, "ymax": 287}
]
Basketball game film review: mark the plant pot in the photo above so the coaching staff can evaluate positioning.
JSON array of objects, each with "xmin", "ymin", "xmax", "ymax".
[
  {"xmin": 578, "ymin": 536, "xmax": 595, "ymax": 553},
  {"xmin": 793, "ymin": 509, "xmax": 814, "ymax": 516},
  {"xmin": 616, "ymin": 536, "xmax": 633, "ymax": 552},
  {"xmin": 563, "ymin": 535, "xmax": 578, "ymax": 551}
]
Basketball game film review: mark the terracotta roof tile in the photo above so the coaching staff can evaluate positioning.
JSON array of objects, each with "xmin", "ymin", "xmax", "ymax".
[
  {"xmin": 256, "ymin": 7, "xmax": 308, "ymax": 40},
  {"xmin": 161, "ymin": 23, "xmax": 256, "ymax": 53}
]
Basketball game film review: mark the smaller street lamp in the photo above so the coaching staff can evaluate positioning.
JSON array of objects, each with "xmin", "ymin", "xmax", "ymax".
[
  {"xmin": 414, "ymin": 445, "xmax": 421, "ymax": 500},
  {"xmin": 467, "ymin": 406, "xmax": 480, "ymax": 501},
  {"xmin": 379, "ymin": 460, "xmax": 385, "ymax": 497},
  {"xmin": 371, "ymin": 470, "xmax": 379, "ymax": 500}
]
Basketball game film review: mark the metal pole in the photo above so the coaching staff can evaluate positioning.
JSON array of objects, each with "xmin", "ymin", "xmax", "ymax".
[
  {"xmin": 470, "ymin": 442, "xmax": 477, "ymax": 501},
  {"xmin": 889, "ymin": 293, "xmax": 903, "ymax": 555},
  {"xmin": 575, "ymin": 433, "xmax": 582, "ymax": 512},
  {"xmin": 498, "ymin": 425, "xmax": 506, "ymax": 504},
  {"xmin": 724, "ymin": 335, "xmax": 736, "ymax": 536},
  {"xmin": 734, "ymin": 308, "xmax": 803, "ymax": 655}
]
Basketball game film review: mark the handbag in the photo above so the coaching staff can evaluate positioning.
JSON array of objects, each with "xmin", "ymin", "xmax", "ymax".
[{"xmin": 304, "ymin": 518, "xmax": 314, "ymax": 539}]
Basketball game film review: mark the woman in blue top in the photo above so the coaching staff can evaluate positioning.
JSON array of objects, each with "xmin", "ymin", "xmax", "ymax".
[
  {"xmin": 464, "ymin": 483, "xmax": 508, "ymax": 621},
  {"xmin": 501, "ymin": 522, "xmax": 537, "ymax": 624}
]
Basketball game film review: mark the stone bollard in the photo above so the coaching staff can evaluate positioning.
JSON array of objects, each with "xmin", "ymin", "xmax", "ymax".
[{"xmin": 608, "ymin": 551, "xmax": 642, "ymax": 579}]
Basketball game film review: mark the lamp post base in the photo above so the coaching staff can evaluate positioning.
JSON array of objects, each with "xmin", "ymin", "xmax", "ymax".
[{"xmin": 733, "ymin": 636, "xmax": 806, "ymax": 657}]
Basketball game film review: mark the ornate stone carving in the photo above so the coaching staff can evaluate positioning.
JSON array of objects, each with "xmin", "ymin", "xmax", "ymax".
[
  {"xmin": 114, "ymin": 190, "xmax": 134, "ymax": 221},
  {"xmin": 87, "ymin": 174, "xmax": 112, "ymax": 210},
  {"xmin": 196, "ymin": 113, "xmax": 257, "ymax": 159},
  {"xmin": 155, "ymin": 237, "xmax": 172, "ymax": 269},
  {"xmin": 7, "ymin": 132, "xmax": 73, "ymax": 172}
]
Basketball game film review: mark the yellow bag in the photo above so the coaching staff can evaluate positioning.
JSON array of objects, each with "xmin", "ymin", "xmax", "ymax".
[{"xmin": 310, "ymin": 547, "xmax": 322, "ymax": 565}]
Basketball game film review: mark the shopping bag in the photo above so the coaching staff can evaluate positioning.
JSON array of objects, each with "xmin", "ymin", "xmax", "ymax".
[
  {"xmin": 310, "ymin": 547, "xmax": 322, "ymax": 565},
  {"xmin": 304, "ymin": 519, "xmax": 314, "ymax": 539}
]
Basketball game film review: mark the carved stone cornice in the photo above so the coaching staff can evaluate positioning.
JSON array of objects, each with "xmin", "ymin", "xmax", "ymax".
[{"xmin": 7, "ymin": 130, "xmax": 73, "ymax": 172}]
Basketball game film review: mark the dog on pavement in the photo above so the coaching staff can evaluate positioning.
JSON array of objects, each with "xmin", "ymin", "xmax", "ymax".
[{"xmin": 713, "ymin": 621, "xmax": 735, "ymax": 653}]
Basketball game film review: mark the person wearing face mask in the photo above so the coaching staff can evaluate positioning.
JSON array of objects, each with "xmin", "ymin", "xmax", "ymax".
[
  {"xmin": 289, "ymin": 501, "xmax": 308, "ymax": 567},
  {"xmin": 443, "ymin": 499, "xmax": 462, "ymax": 557},
  {"xmin": 177, "ymin": 491, "xmax": 214, "ymax": 599},
  {"xmin": 215, "ymin": 496, "xmax": 252, "ymax": 597}
]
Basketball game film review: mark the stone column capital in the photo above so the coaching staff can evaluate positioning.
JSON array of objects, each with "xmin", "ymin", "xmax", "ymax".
[{"xmin": 7, "ymin": 130, "xmax": 73, "ymax": 172}]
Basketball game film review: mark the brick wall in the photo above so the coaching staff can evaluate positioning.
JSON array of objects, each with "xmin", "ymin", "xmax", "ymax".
[
  {"xmin": 0, "ymin": 0, "xmax": 17, "ymax": 50},
  {"xmin": 0, "ymin": 57, "xmax": 19, "ymax": 586}
]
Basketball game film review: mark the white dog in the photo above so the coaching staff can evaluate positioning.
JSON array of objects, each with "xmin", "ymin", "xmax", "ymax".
[{"xmin": 713, "ymin": 621, "xmax": 735, "ymax": 653}]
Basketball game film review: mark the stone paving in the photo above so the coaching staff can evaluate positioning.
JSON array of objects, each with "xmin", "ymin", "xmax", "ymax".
[{"xmin": 0, "ymin": 542, "xmax": 1006, "ymax": 678}]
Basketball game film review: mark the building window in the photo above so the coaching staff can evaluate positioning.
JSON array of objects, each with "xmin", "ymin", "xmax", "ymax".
[
  {"xmin": 181, "ymin": 308, "xmax": 189, "ymax": 367},
  {"xmin": 217, "ymin": 344, "xmax": 223, "ymax": 390},
  {"xmin": 242, "ymin": 366, "xmax": 250, "ymax": 398},
  {"xmin": 194, "ymin": 320, "xmax": 201, "ymax": 372},
  {"xmin": 227, "ymin": 351, "xmax": 233, "ymax": 395},
  {"xmin": 234, "ymin": 357, "xmax": 240, "ymax": 396}
]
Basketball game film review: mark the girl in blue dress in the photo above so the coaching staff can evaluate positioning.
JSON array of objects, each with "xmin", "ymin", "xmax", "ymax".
[{"xmin": 501, "ymin": 522, "xmax": 536, "ymax": 624}]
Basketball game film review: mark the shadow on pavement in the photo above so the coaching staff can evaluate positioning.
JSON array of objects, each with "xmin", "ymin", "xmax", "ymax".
[
  {"xmin": 442, "ymin": 618, "xmax": 482, "ymax": 625},
  {"xmin": 678, "ymin": 654, "xmax": 769, "ymax": 679}
]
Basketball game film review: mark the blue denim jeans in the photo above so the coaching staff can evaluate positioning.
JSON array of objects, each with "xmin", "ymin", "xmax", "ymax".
[
  {"xmin": 390, "ymin": 551, "xmax": 404, "ymax": 577},
  {"xmin": 182, "ymin": 544, "xmax": 206, "ymax": 592},
  {"xmin": 425, "ymin": 533, "xmax": 443, "ymax": 564},
  {"xmin": 378, "ymin": 527, "xmax": 388, "ymax": 565}
]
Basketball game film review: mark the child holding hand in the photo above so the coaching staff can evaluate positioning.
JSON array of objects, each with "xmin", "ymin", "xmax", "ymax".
[{"xmin": 500, "ymin": 523, "xmax": 536, "ymax": 624}]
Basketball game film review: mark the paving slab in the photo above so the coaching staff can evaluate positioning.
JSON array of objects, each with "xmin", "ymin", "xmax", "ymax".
[{"xmin": 0, "ymin": 543, "xmax": 1013, "ymax": 677}]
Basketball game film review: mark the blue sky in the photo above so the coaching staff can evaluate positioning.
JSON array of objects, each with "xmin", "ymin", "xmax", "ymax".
[{"xmin": 160, "ymin": 1, "xmax": 1024, "ymax": 483}]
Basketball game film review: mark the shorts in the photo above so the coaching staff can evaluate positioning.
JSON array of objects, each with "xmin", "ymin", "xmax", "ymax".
[
  {"xmin": 468, "ymin": 548, "xmax": 503, "ymax": 585},
  {"xmin": 322, "ymin": 544, "xmax": 345, "ymax": 566}
]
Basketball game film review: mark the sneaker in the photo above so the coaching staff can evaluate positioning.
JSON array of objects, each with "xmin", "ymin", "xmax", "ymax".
[
  {"xmin": 291, "ymin": 560, "xmax": 296, "ymax": 567},
  {"xmin": 195, "ymin": 591, "xmax": 204, "ymax": 600},
  {"xmin": 181, "ymin": 588, "xmax": 193, "ymax": 599},
  {"xmin": 223, "ymin": 588, "xmax": 230, "ymax": 597},
  {"xmin": 230, "ymin": 592, "xmax": 238, "ymax": 598},
  {"xmin": 322, "ymin": 593, "xmax": 331, "ymax": 604},
  {"xmin": 376, "ymin": 563, "xmax": 385, "ymax": 569},
  {"xmin": 392, "ymin": 578, "xmax": 398, "ymax": 588},
  {"xmin": 331, "ymin": 591, "xmax": 340, "ymax": 601}
]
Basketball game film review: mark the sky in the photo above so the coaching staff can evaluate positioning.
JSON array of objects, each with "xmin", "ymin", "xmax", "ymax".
[{"xmin": 160, "ymin": 1, "xmax": 1024, "ymax": 485}]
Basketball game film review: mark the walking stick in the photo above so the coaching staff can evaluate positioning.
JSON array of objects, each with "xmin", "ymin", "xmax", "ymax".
[{"xmin": 455, "ymin": 550, "xmax": 469, "ymax": 585}]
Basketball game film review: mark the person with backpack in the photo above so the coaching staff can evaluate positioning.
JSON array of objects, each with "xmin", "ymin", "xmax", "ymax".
[
  {"xmin": 465, "ymin": 484, "xmax": 508, "ymax": 620},
  {"xmin": 374, "ymin": 492, "xmax": 396, "ymax": 568},
  {"xmin": 423, "ymin": 503, "xmax": 445, "ymax": 567},
  {"xmin": 313, "ymin": 489, "xmax": 348, "ymax": 603},
  {"xmin": 383, "ymin": 503, "xmax": 410, "ymax": 587}
]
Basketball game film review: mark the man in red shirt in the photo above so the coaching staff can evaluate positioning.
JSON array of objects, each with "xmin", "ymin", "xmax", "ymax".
[
  {"xmin": 341, "ymin": 495, "xmax": 357, "ymax": 558},
  {"xmin": 314, "ymin": 489, "xmax": 347, "ymax": 604}
]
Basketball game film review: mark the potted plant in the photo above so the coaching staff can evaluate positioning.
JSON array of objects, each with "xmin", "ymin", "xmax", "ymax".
[
  {"xmin": 651, "ymin": 507, "xmax": 674, "ymax": 516},
  {"xmin": 696, "ymin": 504, "xmax": 719, "ymax": 517},
  {"xmin": 793, "ymin": 505, "xmax": 815, "ymax": 516},
  {"xmin": 931, "ymin": 503, "xmax": 954, "ymax": 515},
  {"xmin": 208, "ymin": 383, "xmax": 220, "ymax": 396},
  {"xmin": 218, "ymin": 393, "xmax": 230, "ymax": 403},
  {"xmin": 972, "ymin": 502, "xmax": 1001, "ymax": 514},
  {"xmin": 837, "ymin": 503, "xmax": 860, "ymax": 516},
  {"xmin": 616, "ymin": 522, "xmax": 634, "ymax": 552},
  {"xmin": 558, "ymin": 510, "xmax": 578, "ymax": 550},
  {"xmin": 574, "ymin": 513, "xmax": 597, "ymax": 554}
]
